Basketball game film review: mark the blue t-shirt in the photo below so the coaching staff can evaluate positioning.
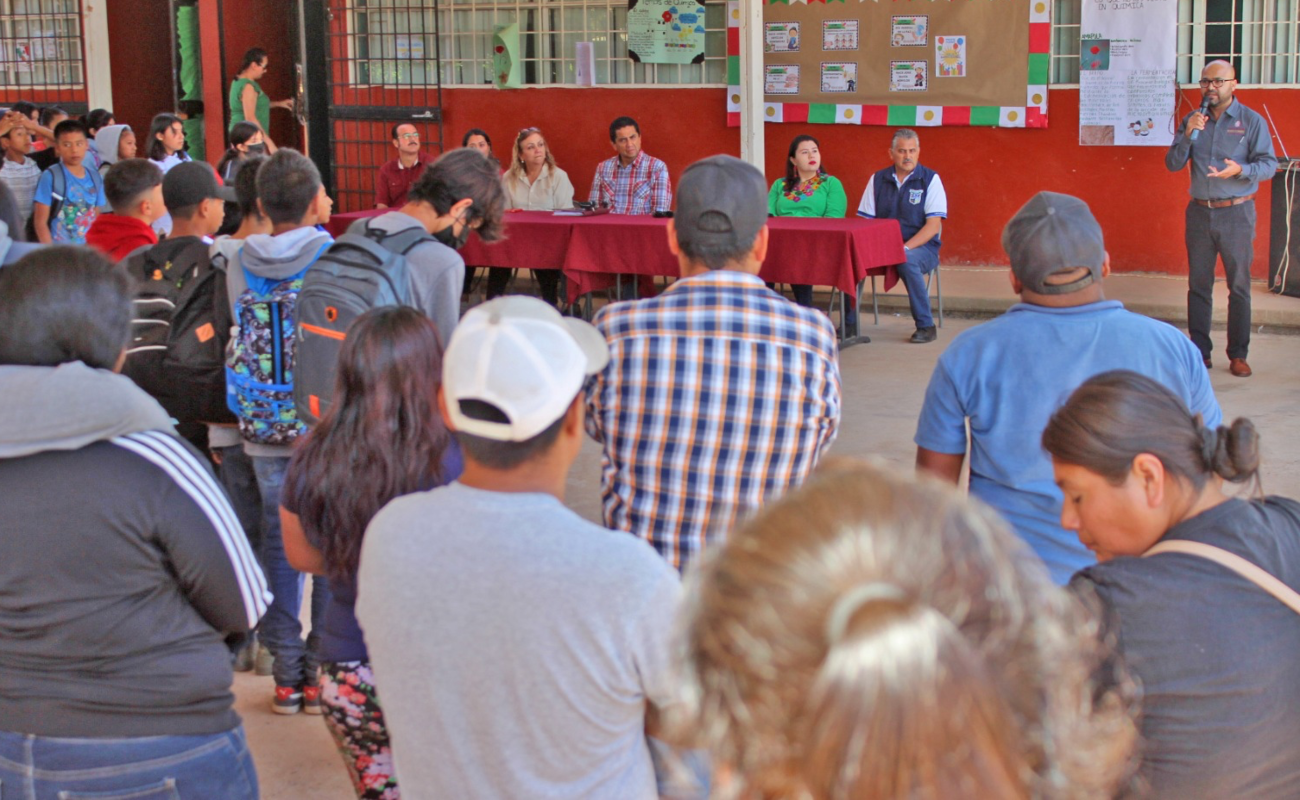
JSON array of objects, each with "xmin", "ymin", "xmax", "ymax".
[
  {"xmin": 285, "ymin": 440, "xmax": 464, "ymax": 664},
  {"xmin": 33, "ymin": 164, "xmax": 105, "ymax": 245},
  {"xmin": 914, "ymin": 300, "xmax": 1221, "ymax": 584}
]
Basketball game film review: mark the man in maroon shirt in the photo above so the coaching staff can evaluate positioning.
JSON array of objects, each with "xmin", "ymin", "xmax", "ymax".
[{"xmin": 375, "ymin": 122, "xmax": 433, "ymax": 209}]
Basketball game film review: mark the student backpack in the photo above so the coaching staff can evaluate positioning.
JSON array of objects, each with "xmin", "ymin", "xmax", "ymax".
[
  {"xmin": 25, "ymin": 162, "xmax": 104, "ymax": 241},
  {"xmin": 225, "ymin": 244, "xmax": 330, "ymax": 446},
  {"xmin": 293, "ymin": 221, "xmax": 430, "ymax": 426},
  {"xmin": 120, "ymin": 237, "xmax": 235, "ymax": 426}
]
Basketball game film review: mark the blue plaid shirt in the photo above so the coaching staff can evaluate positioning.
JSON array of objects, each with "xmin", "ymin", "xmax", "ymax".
[{"xmin": 585, "ymin": 271, "xmax": 841, "ymax": 572}]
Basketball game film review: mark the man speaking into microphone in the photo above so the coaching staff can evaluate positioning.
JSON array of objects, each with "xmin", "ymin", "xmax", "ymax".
[{"xmin": 1165, "ymin": 59, "xmax": 1277, "ymax": 378}]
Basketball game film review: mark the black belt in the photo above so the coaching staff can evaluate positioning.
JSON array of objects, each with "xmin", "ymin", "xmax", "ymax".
[{"xmin": 1194, "ymin": 195, "xmax": 1254, "ymax": 208}]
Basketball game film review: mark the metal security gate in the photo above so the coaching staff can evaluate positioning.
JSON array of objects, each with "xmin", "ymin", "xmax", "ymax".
[
  {"xmin": 313, "ymin": 0, "xmax": 444, "ymax": 213},
  {"xmin": 0, "ymin": 0, "xmax": 88, "ymax": 114}
]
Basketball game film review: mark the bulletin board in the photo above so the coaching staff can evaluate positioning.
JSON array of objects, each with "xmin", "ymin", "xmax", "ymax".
[{"xmin": 725, "ymin": 0, "xmax": 1050, "ymax": 129}]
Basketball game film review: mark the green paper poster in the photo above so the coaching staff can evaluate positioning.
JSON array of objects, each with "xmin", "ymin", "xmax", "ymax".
[
  {"xmin": 627, "ymin": 0, "xmax": 707, "ymax": 65},
  {"xmin": 492, "ymin": 23, "xmax": 521, "ymax": 89}
]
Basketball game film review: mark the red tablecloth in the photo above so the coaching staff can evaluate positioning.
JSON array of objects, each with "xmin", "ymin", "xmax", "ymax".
[{"xmin": 323, "ymin": 209, "xmax": 906, "ymax": 305}]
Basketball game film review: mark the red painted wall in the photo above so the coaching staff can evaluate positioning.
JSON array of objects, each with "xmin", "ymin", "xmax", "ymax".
[
  {"xmin": 215, "ymin": 0, "xmax": 304, "ymax": 152},
  {"xmin": 105, "ymin": 0, "xmax": 172, "ymax": 137}
]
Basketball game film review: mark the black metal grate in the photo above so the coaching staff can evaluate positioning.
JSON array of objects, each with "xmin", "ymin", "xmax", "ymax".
[
  {"xmin": 325, "ymin": 0, "xmax": 444, "ymax": 213},
  {"xmin": 0, "ymin": 0, "xmax": 87, "ymax": 108}
]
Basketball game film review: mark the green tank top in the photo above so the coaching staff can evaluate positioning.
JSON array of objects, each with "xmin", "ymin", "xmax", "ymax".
[{"xmin": 228, "ymin": 77, "xmax": 270, "ymax": 134}]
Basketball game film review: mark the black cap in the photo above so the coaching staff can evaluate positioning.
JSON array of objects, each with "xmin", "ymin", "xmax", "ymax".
[
  {"xmin": 673, "ymin": 155, "xmax": 767, "ymax": 253},
  {"xmin": 162, "ymin": 161, "xmax": 236, "ymax": 212}
]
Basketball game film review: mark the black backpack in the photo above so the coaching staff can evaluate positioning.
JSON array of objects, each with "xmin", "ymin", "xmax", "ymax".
[
  {"xmin": 121, "ymin": 237, "xmax": 235, "ymax": 425},
  {"xmin": 294, "ymin": 221, "xmax": 430, "ymax": 426}
]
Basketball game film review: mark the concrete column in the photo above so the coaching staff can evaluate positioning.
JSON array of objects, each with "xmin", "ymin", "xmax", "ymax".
[
  {"xmin": 737, "ymin": 0, "xmax": 764, "ymax": 170},
  {"xmin": 82, "ymin": 0, "xmax": 113, "ymax": 111}
]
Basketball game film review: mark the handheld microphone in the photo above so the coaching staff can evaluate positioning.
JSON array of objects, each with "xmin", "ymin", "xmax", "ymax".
[{"xmin": 1190, "ymin": 98, "xmax": 1212, "ymax": 142}]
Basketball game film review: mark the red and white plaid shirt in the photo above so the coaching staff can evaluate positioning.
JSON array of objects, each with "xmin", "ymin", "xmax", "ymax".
[{"xmin": 588, "ymin": 152, "xmax": 672, "ymax": 215}]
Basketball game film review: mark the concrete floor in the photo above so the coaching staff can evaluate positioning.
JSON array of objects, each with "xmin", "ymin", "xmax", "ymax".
[{"xmin": 241, "ymin": 273, "xmax": 1300, "ymax": 798}]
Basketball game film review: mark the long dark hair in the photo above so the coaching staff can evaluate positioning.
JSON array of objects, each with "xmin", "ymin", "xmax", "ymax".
[
  {"xmin": 147, "ymin": 113, "xmax": 187, "ymax": 162},
  {"xmin": 1042, "ymin": 370, "xmax": 1260, "ymax": 492},
  {"xmin": 783, "ymin": 134, "xmax": 822, "ymax": 194},
  {"xmin": 217, "ymin": 121, "xmax": 261, "ymax": 180},
  {"xmin": 284, "ymin": 307, "xmax": 453, "ymax": 582}
]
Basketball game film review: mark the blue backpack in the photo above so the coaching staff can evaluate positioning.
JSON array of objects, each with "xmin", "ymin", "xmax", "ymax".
[
  {"xmin": 225, "ymin": 245, "xmax": 329, "ymax": 446},
  {"xmin": 27, "ymin": 162, "xmax": 103, "ymax": 241}
]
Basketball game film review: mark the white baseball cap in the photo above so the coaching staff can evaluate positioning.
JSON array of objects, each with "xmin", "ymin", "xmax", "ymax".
[{"xmin": 443, "ymin": 296, "xmax": 610, "ymax": 442}]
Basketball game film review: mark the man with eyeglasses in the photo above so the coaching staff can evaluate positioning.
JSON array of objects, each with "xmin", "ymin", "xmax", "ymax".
[
  {"xmin": 375, "ymin": 122, "xmax": 433, "ymax": 209},
  {"xmin": 1165, "ymin": 60, "xmax": 1277, "ymax": 378}
]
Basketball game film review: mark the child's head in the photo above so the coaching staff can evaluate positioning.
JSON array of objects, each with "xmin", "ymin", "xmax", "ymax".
[
  {"xmin": 10, "ymin": 101, "xmax": 38, "ymax": 122},
  {"xmin": 53, "ymin": 119, "xmax": 90, "ymax": 168},
  {"xmin": 84, "ymin": 108, "xmax": 114, "ymax": 138},
  {"xmin": 148, "ymin": 113, "xmax": 185, "ymax": 161},
  {"xmin": 255, "ymin": 148, "xmax": 331, "ymax": 228},
  {"xmin": 39, "ymin": 106, "xmax": 68, "ymax": 132},
  {"xmin": 118, "ymin": 128, "xmax": 137, "ymax": 160},
  {"xmin": 162, "ymin": 161, "xmax": 232, "ymax": 235},
  {"xmin": 235, "ymin": 154, "xmax": 268, "ymax": 224},
  {"xmin": 104, "ymin": 159, "xmax": 165, "ymax": 223},
  {"xmin": 1, "ymin": 123, "xmax": 32, "ymax": 158}
]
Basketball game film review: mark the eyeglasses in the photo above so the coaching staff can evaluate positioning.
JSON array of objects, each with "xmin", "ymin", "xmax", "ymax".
[
  {"xmin": 1198, "ymin": 78, "xmax": 1233, "ymax": 87},
  {"xmin": 398, "ymin": 132, "xmax": 420, "ymax": 140}
]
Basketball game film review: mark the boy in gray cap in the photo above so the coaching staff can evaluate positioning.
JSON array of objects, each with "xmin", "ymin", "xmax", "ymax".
[
  {"xmin": 585, "ymin": 154, "xmax": 841, "ymax": 573},
  {"xmin": 914, "ymin": 191, "xmax": 1221, "ymax": 584}
]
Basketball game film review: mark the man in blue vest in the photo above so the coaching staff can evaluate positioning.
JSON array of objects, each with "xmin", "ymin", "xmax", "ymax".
[{"xmin": 856, "ymin": 128, "xmax": 947, "ymax": 343}]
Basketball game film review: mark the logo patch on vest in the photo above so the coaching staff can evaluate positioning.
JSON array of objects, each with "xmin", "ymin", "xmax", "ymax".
[{"xmin": 908, "ymin": 188, "xmax": 924, "ymax": 205}]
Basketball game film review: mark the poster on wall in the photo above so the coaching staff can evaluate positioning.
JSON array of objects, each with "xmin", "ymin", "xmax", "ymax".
[
  {"xmin": 12, "ymin": 41, "xmax": 32, "ymax": 72},
  {"xmin": 628, "ymin": 0, "xmax": 706, "ymax": 65},
  {"xmin": 1078, "ymin": 0, "xmax": 1176, "ymax": 146},
  {"xmin": 726, "ymin": 0, "xmax": 1047, "ymax": 129}
]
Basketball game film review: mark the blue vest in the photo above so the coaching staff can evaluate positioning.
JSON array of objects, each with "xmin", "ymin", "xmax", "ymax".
[{"xmin": 871, "ymin": 164, "xmax": 941, "ymax": 246}]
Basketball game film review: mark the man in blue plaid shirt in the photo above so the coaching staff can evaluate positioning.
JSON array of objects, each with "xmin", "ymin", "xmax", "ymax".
[{"xmin": 585, "ymin": 155, "xmax": 842, "ymax": 573}]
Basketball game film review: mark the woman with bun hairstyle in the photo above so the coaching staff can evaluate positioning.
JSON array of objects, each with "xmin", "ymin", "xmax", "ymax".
[
  {"xmin": 1044, "ymin": 369, "xmax": 1300, "ymax": 798},
  {"xmin": 680, "ymin": 460, "xmax": 1137, "ymax": 800}
]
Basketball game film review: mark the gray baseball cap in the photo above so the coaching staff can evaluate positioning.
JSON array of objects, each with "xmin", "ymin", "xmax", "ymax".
[
  {"xmin": 673, "ymin": 155, "xmax": 767, "ymax": 254},
  {"xmin": 1001, "ymin": 191, "xmax": 1105, "ymax": 295}
]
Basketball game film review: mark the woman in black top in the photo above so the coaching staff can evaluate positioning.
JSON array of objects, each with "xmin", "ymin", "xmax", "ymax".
[{"xmin": 1043, "ymin": 369, "xmax": 1300, "ymax": 799}]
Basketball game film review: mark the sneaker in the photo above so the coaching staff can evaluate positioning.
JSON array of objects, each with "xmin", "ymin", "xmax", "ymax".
[
  {"xmin": 302, "ymin": 685, "xmax": 323, "ymax": 715},
  {"xmin": 254, "ymin": 644, "xmax": 275, "ymax": 677},
  {"xmin": 909, "ymin": 326, "xmax": 938, "ymax": 344},
  {"xmin": 273, "ymin": 685, "xmax": 303, "ymax": 715}
]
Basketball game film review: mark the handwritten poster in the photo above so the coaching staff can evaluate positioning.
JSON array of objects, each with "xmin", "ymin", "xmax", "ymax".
[
  {"xmin": 1078, "ymin": 0, "xmax": 1176, "ymax": 146},
  {"xmin": 628, "ymin": 0, "xmax": 706, "ymax": 65},
  {"xmin": 890, "ymin": 60, "xmax": 927, "ymax": 92},
  {"xmin": 823, "ymin": 20, "xmax": 858, "ymax": 51},
  {"xmin": 765, "ymin": 22, "xmax": 799, "ymax": 53},
  {"xmin": 892, "ymin": 17, "xmax": 928, "ymax": 47}
]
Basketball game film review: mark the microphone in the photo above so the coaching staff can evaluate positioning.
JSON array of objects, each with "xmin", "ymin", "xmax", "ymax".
[{"xmin": 1190, "ymin": 98, "xmax": 1212, "ymax": 142}]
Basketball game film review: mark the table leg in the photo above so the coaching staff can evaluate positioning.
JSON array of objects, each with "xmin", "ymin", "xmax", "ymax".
[{"xmin": 833, "ymin": 280, "xmax": 870, "ymax": 348}]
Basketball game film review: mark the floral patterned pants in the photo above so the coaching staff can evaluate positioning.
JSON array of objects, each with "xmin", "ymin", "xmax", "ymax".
[{"xmin": 320, "ymin": 661, "xmax": 399, "ymax": 799}]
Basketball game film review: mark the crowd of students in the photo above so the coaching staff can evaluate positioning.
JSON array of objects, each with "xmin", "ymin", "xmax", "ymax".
[{"xmin": 1, "ymin": 100, "xmax": 1299, "ymax": 800}]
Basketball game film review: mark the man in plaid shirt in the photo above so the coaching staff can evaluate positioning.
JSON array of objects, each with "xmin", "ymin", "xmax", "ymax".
[
  {"xmin": 585, "ymin": 155, "xmax": 842, "ymax": 573},
  {"xmin": 588, "ymin": 117, "xmax": 672, "ymax": 215}
]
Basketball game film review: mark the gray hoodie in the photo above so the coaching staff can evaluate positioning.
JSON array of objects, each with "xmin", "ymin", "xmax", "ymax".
[
  {"xmin": 225, "ymin": 225, "xmax": 333, "ymax": 457},
  {"xmin": 94, "ymin": 124, "xmax": 131, "ymax": 175},
  {"xmin": 0, "ymin": 363, "xmax": 270, "ymax": 737},
  {"xmin": 0, "ymin": 219, "xmax": 42, "ymax": 266}
]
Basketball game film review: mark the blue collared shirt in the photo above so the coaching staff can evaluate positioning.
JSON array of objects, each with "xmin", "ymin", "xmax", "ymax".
[{"xmin": 1165, "ymin": 98, "xmax": 1277, "ymax": 200}]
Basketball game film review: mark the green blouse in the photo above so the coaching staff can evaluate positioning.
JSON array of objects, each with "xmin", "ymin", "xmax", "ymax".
[
  {"xmin": 229, "ymin": 77, "xmax": 270, "ymax": 134},
  {"xmin": 767, "ymin": 173, "xmax": 848, "ymax": 218}
]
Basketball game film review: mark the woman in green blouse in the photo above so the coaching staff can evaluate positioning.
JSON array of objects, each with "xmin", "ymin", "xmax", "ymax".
[
  {"xmin": 228, "ymin": 47, "xmax": 292, "ymax": 151},
  {"xmin": 768, "ymin": 134, "xmax": 847, "ymax": 308}
]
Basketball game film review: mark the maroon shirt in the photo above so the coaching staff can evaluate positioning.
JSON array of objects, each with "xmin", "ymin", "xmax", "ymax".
[{"xmin": 375, "ymin": 153, "xmax": 433, "ymax": 208}]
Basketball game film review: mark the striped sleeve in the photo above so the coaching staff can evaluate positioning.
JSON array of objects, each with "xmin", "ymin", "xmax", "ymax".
[{"xmin": 112, "ymin": 431, "xmax": 271, "ymax": 630}]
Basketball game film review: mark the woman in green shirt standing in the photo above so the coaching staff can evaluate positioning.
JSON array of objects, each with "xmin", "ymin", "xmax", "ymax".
[
  {"xmin": 228, "ymin": 48, "xmax": 292, "ymax": 152},
  {"xmin": 768, "ymin": 134, "xmax": 847, "ymax": 309}
]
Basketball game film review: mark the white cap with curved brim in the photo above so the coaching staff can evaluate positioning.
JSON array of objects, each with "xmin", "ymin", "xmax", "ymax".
[{"xmin": 443, "ymin": 296, "xmax": 610, "ymax": 442}]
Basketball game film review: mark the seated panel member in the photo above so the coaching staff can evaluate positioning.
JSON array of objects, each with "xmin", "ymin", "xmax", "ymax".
[
  {"xmin": 588, "ymin": 116, "xmax": 671, "ymax": 215},
  {"xmin": 489, "ymin": 126, "xmax": 575, "ymax": 306},
  {"xmin": 767, "ymin": 133, "xmax": 848, "ymax": 310},
  {"xmin": 856, "ymin": 128, "xmax": 946, "ymax": 343},
  {"xmin": 375, "ymin": 123, "xmax": 433, "ymax": 209}
]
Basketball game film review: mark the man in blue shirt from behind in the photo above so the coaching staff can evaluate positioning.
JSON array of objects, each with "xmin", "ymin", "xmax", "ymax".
[{"xmin": 914, "ymin": 191, "xmax": 1221, "ymax": 584}]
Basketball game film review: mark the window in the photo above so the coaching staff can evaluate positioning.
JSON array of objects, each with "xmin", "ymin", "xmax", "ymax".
[
  {"xmin": 0, "ymin": 0, "xmax": 84, "ymax": 91},
  {"xmin": 346, "ymin": 0, "xmax": 728, "ymax": 87},
  {"xmin": 1051, "ymin": 0, "xmax": 1299, "ymax": 86}
]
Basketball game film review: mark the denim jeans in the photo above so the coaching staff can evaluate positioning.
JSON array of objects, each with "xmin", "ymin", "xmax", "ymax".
[
  {"xmin": 896, "ymin": 243, "xmax": 940, "ymax": 329},
  {"xmin": 0, "ymin": 727, "xmax": 258, "ymax": 800},
  {"xmin": 251, "ymin": 454, "xmax": 331, "ymax": 689},
  {"xmin": 1186, "ymin": 200, "xmax": 1254, "ymax": 360},
  {"xmin": 213, "ymin": 445, "xmax": 263, "ymax": 557}
]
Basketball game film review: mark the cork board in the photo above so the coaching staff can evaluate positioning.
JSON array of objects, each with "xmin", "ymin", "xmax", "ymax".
[{"xmin": 725, "ymin": 0, "xmax": 1051, "ymax": 129}]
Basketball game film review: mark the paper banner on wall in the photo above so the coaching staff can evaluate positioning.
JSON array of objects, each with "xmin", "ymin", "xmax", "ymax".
[
  {"xmin": 1078, "ymin": 0, "xmax": 1176, "ymax": 146},
  {"xmin": 492, "ymin": 23, "xmax": 522, "ymax": 89},
  {"xmin": 628, "ymin": 0, "xmax": 707, "ymax": 65}
]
